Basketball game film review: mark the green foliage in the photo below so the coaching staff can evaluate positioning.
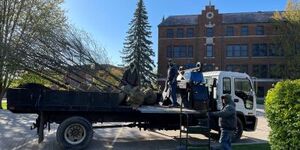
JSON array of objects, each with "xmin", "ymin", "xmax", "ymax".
[
  {"xmin": 121, "ymin": 0, "xmax": 156, "ymax": 86},
  {"xmin": 10, "ymin": 73, "xmax": 52, "ymax": 88},
  {"xmin": 1, "ymin": 99, "xmax": 7, "ymax": 110},
  {"xmin": 272, "ymin": 0, "xmax": 300, "ymax": 79},
  {"xmin": 265, "ymin": 80, "xmax": 300, "ymax": 149},
  {"xmin": 0, "ymin": 0, "xmax": 67, "ymax": 98}
]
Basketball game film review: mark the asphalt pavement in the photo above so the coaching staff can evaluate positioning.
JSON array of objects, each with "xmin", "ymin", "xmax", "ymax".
[{"xmin": 0, "ymin": 105, "xmax": 270, "ymax": 150}]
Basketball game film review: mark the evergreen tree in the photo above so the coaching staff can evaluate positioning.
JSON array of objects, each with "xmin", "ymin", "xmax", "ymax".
[{"xmin": 121, "ymin": 0, "xmax": 156, "ymax": 86}]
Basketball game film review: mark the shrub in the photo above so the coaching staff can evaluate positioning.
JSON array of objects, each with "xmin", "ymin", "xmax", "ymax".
[{"xmin": 265, "ymin": 80, "xmax": 300, "ymax": 150}]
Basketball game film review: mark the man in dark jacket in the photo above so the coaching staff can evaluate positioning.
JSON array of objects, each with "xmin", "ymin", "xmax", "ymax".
[
  {"xmin": 210, "ymin": 94, "xmax": 237, "ymax": 150},
  {"xmin": 165, "ymin": 60, "xmax": 179, "ymax": 107},
  {"xmin": 121, "ymin": 63, "xmax": 139, "ymax": 87}
]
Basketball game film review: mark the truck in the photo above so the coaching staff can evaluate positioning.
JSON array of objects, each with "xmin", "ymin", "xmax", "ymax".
[
  {"xmin": 202, "ymin": 71, "xmax": 257, "ymax": 139},
  {"xmin": 2, "ymin": 69, "xmax": 257, "ymax": 149}
]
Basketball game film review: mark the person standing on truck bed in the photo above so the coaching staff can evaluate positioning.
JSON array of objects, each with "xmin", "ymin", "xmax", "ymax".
[
  {"xmin": 121, "ymin": 62, "xmax": 139, "ymax": 87},
  {"xmin": 209, "ymin": 94, "xmax": 237, "ymax": 150},
  {"xmin": 165, "ymin": 59, "xmax": 179, "ymax": 107}
]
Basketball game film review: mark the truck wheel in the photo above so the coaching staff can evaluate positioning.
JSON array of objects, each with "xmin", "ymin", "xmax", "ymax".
[
  {"xmin": 56, "ymin": 117, "xmax": 93, "ymax": 150},
  {"xmin": 232, "ymin": 118, "xmax": 243, "ymax": 142}
]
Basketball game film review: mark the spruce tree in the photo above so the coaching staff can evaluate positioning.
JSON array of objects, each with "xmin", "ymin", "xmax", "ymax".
[{"xmin": 121, "ymin": 0, "xmax": 156, "ymax": 86}]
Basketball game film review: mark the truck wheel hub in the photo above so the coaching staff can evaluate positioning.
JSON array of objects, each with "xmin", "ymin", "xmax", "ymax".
[{"xmin": 64, "ymin": 124, "xmax": 86, "ymax": 145}]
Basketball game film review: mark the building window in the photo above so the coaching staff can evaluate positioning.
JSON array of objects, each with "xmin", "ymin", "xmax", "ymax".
[
  {"xmin": 253, "ymin": 65, "xmax": 268, "ymax": 78},
  {"xmin": 226, "ymin": 26, "xmax": 234, "ymax": 36},
  {"xmin": 177, "ymin": 28, "xmax": 184, "ymax": 38},
  {"xmin": 226, "ymin": 65, "xmax": 248, "ymax": 73},
  {"xmin": 166, "ymin": 29, "xmax": 174, "ymax": 38},
  {"xmin": 226, "ymin": 44, "xmax": 248, "ymax": 57},
  {"xmin": 257, "ymin": 86, "xmax": 265, "ymax": 98},
  {"xmin": 187, "ymin": 28, "xmax": 194, "ymax": 37},
  {"xmin": 256, "ymin": 26, "xmax": 264, "ymax": 35},
  {"xmin": 269, "ymin": 64, "xmax": 284, "ymax": 78},
  {"xmin": 206, "ymin": 28, "xmax": 214, "ymax": 37},
  {"xmin": 167, "ymin": 45, "xmax": 172, "ymax": 57},
  {"xmin": 252, "ymin": 44, "xmax": 268, "ymax": 56},
  {"xmin": 188, "ymin": 46, "xmax": 193, "ymax": 57},
  {"xmin": 206, "ymin": 45, "xmax": 213, "ymax": 57},
  {"xmin": 268, "ymin": 44, "xmax": 283, "ymax": 56},
  {"xmin": 203, "ymin": 64, "xmax": 214, "ymax": 71},
  {"xmin": 241, "ymin": 26, "xmax": 248, "ymax": 36},
  {"xmin": 168, "ymin": 45, "xmax": 193, "ymax": 58}
]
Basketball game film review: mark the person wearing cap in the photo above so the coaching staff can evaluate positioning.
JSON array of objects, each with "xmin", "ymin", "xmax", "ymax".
[
  {"xmin": 209, "ymin": 94, "xmax": 237, "ymax": 150},
  {"xmin": 121, "ymin": 62, "xmax": 139, "ymax": 87},
  {"xmin": 165, "ymin": 59, "xmax": 179, "ymax": 107}
]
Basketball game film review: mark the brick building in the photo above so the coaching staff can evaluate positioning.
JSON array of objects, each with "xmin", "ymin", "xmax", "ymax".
[{"xmin": 157, "ymin": 5, "xmax": 284, "ymax": 99}]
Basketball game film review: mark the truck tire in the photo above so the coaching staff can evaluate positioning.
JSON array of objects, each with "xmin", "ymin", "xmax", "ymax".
[
  {"xmin": 56, "ymin": 117, "xmax": 93, "ymax": 150},
  {"xmin": 232, "ymin": 118, "xmax": 243, "ymax": 142}
]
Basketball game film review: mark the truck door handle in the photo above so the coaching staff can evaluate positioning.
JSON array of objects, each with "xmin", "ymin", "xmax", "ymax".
[{"xmin": 234, "ymin": 99, "xmax": 239, "ymax": 102}]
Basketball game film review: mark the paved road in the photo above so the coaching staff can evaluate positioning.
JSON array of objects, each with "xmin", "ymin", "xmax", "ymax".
[{"xmin": 0, "ymin": 105, "xmax": 270, "ymax": 150}]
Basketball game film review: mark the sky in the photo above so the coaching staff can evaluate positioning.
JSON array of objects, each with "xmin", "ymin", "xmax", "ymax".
[{"xmin": 62, "ymin": 0, "xmax": 287, "ymax": 66}]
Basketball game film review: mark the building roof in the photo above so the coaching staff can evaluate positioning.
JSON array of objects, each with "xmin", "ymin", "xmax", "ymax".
[
  {"xmin": 159, "ymin": 11, "xmax": 278, "ymax": 26},
  {"xmin": 159, "ymin": 15, "xmax": 198, "ymax": 27},
  {"xmin": 222, "ymin": 11, "xmax": 275, "ymax": 24}
]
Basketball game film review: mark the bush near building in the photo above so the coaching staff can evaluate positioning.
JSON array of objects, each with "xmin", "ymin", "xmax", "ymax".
[{"xmin": 265, "ymin": 80, "xmax": 300, "ymax": 149}]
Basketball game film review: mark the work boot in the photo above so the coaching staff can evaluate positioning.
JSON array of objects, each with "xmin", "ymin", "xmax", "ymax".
[{"xmin": 170, "ymin": 102, "xmax": 180, "ymax": 107}]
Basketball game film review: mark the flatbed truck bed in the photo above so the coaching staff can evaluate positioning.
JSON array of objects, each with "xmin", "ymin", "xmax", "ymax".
[{"xmin": 5, "ymin": 87, "xmax": 207, "ymax": 149}]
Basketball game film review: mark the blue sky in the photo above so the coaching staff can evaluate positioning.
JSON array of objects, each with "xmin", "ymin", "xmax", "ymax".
[{"xmin": 62, "ymin": 0, "xmax": 287, "ymax": 66}]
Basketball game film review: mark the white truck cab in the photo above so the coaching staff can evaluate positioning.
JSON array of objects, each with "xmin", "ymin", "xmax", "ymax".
[{"xmin": 203, "ymin": 71, "xmax": 257, "ymax": 140}]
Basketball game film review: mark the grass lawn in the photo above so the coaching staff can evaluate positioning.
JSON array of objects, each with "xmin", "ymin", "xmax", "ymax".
[
  {"xmin": 1, "ymin": 99, "xmax": 7, "ymax": 110},
  {"xmin": 233, "ymin": 143, "xmax": 270, "ymax": 150},
  {"xmin": 188, "ymin": 143, "xmax": 270, "ymax": 150}
]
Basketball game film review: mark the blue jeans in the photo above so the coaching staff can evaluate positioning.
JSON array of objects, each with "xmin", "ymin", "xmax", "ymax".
[
  {"xmin": 170, "ymin": 83, "xmax": 177, "ymax": 104},
  {"xmin": 219, "ymin": 130, "xmax": 233, "ymax": 150}
]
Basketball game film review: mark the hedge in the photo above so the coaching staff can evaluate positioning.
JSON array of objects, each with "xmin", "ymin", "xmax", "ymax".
[{"xmin": 265, "ymin": 80, "xmax": 300, "ymax": 150}]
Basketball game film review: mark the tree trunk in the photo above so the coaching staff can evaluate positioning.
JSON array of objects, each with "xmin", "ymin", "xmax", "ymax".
[{"xmin": 0, "ymin": 87, "xmax": 6, "ymax": 109}]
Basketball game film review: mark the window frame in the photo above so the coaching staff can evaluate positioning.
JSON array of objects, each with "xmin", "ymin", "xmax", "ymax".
[
  {"xmin": 187, "ymin": 28, "xmax": 194, "ymax": 37},
  {"xmin": 226, "ymin": 26, "xmax": 234, "ymax": 36},
  {"xmin": 234, "ymin": 78, "xmax": 253, "ymax": 94},
  {"xmin": 252, "ymin": 64, "xmax": 268, "ymax": 78},
  {"xmin": 206, "ymin": 45, "xmax": 214, "ymax": 57},
  {"xmin": 206, "ymin": 28, "xmax": 214, "ymax": 37},
  {"xmin": 226, "ymin": 44, "xmax": 248, "ymax": 57},
  {"xmin": 256, "ymin": 25, "xmax": 264, "ymax": 35},
  {"xmin": 223, "ymin": 77, "xmax": 232, "ymax": 94},
  {"xmin": 241, "ymin": 26, "xmax": 249, "ymax": 36},
  {"xmin": 167, "ymin": 45, "xmax": 173, "ymax": 58},
  {"xmin": 166, "ymin": 29, "xmax": 174, "ymax": 38},
  {"xmin": 252, "ymin": 43, "xmax": 268, "ymax": 57},
  {"xmin": 176, "ymin": 28, "xmax": 184, "ymax": 38}
]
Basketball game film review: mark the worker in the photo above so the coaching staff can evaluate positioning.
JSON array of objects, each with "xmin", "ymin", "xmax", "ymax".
[
  {"xmin": 196, "ymin": 62, "xmax": 202, "ymax": 72},
  {"xmin": 121, "ymin": 62, "xmax": 139, "ymax": 87},
  {"xmin": 209, "ymin": 94, "xmax": 237, "ymax": 150},
  {"xmin": 190, "ymin": 62, "xmax": 204, "ymax": 83},
  {"xmin": 165, "ymin": 59, "xmax": 179, "ymax": 107}
]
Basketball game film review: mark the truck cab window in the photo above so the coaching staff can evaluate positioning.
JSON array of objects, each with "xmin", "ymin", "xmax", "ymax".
[
  {"xmin": 234, "ymin": 78, "xmax": 254, "ymax": 109},
  {"xmin": 223, "ymin": 77, "xmax": 231, "ymax": 94},
  {"xmin": 234, "ymin": 78, "xmax": 251, "ymax": 95}
]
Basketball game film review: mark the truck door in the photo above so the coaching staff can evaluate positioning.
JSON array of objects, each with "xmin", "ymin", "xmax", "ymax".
[
  {"xmin": 220, "ymin": 77, "xmax": 232, "ymax": 110},
  {"xmin": 233, "ymin": 78, "xmax": 255, "ymax": 113}
]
